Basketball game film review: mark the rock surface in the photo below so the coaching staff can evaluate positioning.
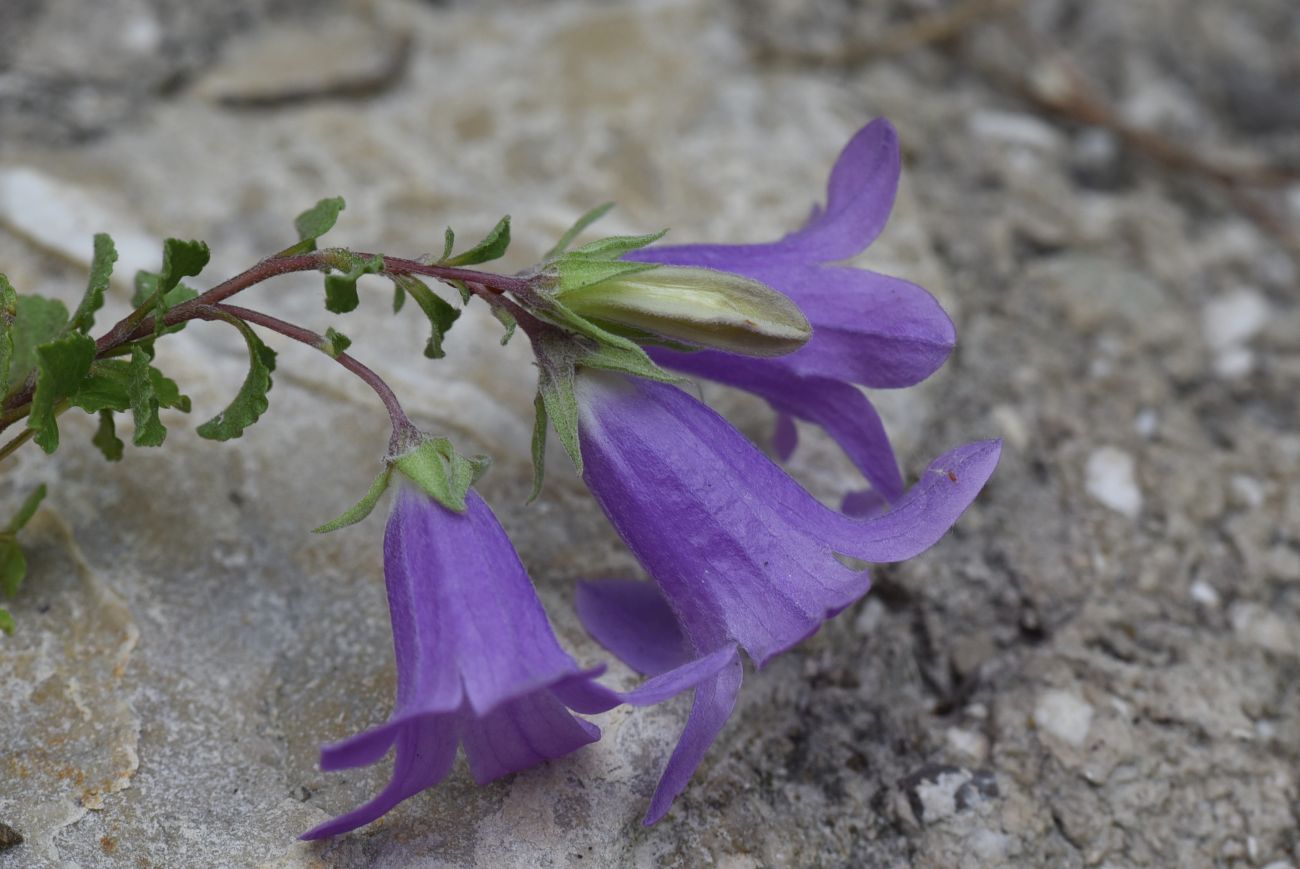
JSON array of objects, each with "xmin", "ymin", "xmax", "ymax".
[{"xmin": 2, "ymin": 0, "xmax": 1298, "ymax": 866}]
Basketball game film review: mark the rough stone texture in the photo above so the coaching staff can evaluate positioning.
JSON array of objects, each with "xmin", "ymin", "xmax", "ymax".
[{"xmin": 2, "ymin": 0, "xmax": 1298, "ymax": 866}]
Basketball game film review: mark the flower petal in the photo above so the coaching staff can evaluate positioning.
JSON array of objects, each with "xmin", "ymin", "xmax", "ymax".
[
  {"xmin": 461, "ymin": 689, "xmax": 601, "ymax": 785},
  {"xmin": 574, "ymin": 578, "xmax": 691, "ymax": 676},
  {"xmin": 576, "ymin": 374, "xmax": 999, "ymax": 665},
  {"xmin": 387, "ymin": 488, "xmax": 586, "ymax": 718},
  {"xmin": 632, "ymin": 119, "xmax": 900, "ymax": 268},
  {"xmin": 648, "ymin": 348, "xmax": 904, "ymax": 502},
  {"xmin": 643, "ymin": 651, "xmax": 744, "ymax": 826},
  {"xmin": 301, "ymin": 715, "xmax": 458, "ymax": 840}
]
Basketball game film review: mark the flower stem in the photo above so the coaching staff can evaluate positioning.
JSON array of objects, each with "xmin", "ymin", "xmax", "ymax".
[{"xmin": 195, "ymin": 303, "xmax": 419, "ymax": 451}]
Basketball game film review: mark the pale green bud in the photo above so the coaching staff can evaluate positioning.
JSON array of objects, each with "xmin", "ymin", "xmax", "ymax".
[{"xmin": 556, "ymin": 266, "xmax": 811, "ymax": 357}]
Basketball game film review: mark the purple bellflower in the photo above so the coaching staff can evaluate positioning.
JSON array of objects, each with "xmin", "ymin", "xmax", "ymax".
[
  {"xmin": 630, "ymin": 118, "xmax": 950, "ymax": 505},
  {"xmin": 302, "ymin": 487, "xmax": 615, "ymax": 840},
  {"xmin": 571, "ymin": 371, "xmax": 1001, "ymax": 823}
]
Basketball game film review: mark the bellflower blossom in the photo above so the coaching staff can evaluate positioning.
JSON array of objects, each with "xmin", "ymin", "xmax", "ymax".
[
  {"xmin": 572, "ymin": 372, "xmax": 1001, "ymax": 823},
  {"xmin": 630, "ymin": 118, "xmax": 950, "ymax": 504},
  {"xmin": 302, "ymin": 487, "xmax": 616, "ymax": 839}
]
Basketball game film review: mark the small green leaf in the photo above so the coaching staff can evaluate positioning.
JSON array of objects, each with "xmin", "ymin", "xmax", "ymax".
[
  {"xmin": 0, "ymin": 274, "xmax": 17, "ymax": 395},
  {"xmin": 392, "ymin": 282, "xmax": 407, "ymax": 313},
  {"xmin": 67, "ymin": 234, "xmax": 117, "ymax": 335},
  {"xmin": 29, "ymin": 333, "xmax": 97, "ymax": 452},
  {"xmin": 6, "ymin": 295, "xmax": 70, "ymax": 395},
  {"xmin": 393, "ymin": 276, "xmax": 460, "ymax": 359},
  {"xmin": 5, "ymin": 484, "xmax": 46, "ymax": 534},
  {"xmin": 313, "ymin": 466, "xmax": 394, "ymax": 533},
  {"xmin": 568, "ymin": 229, "xmax": 667, "ymax": 260},
  {"xmin": 0, "ymin": 608, "xmax": 13, "ymax": 635},
  {"xmin": 545, "ymin": 202, "xmax": 616, "ymax": 259},
  {"xmin": 492, "ymin": 306, "xmax": 517, "ymax": 346},
  {"xmin": 555, "ymin": 258, "xmax": 659, "ymax": 295},
  {"xmin": 392, "ymin": 437, "xmax": 490, "ymax": 513},
  {"xmin": 443, "ymin": 216, "xmax": 510, "ymax": 267},
  {"xmin": 320, "ymin": 327, "xmax": 352, "ymax": 358},
  {"xmin": 195, "ymin": 314, "xmax": 276, "ymax": 442},
  {"xmin": 324, "ymin": 253, "xmax": 383, "ymax": 314},
  {"xmin": 128, "ymin": 345, "xmax": 168, "ymax": 446},
  {"xmin": 159, "ymin": 239, "xmax": 210, "ymax": 296},
  {"xmin": 92, "ymin": 410, "xmax": 124, "ymax": 461},
  {"xmin": 0, "ymin": 540, "xmax": 27, "ymax": 599},
  {"xmin": 294, "ymin": 197, "xmax": 346, "ymax": 249},
  {"xmin": 441, "ymin": 227, "xmax": 455, "ymax": 262},
  {"xmin": 528, "ymin": 391, "xmax": 548, "ymax": 503}
]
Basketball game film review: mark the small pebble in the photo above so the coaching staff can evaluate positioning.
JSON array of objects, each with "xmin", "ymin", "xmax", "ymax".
[
  {"xmin": 1034, "ymin": 689, "xmax": 1094, "ymax": 748},
  {"xmin": 1086, "ymin": 447, "xmax": 1142, "ymax": 519}
]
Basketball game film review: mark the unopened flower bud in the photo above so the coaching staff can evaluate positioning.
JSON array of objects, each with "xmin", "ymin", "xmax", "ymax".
[{"xmin": 557, "ymin": 266, "xmax": 811, "ymax": 357}]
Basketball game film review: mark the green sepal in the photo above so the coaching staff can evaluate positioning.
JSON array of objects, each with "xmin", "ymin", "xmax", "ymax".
[
  {"xmin": 392, "ymin": 276, "xmax": 460, "ymax": 359},
  {"xmin": 6, "ymin": 295, "xmax": 70, "ymax": 396},
  {"xmin": 555, "ymin": 258, "xmax": 659, "ymax": 295},
  {"xmin": 313, "ymin": 465, "xmax": 394, "ymax": 533},
  {"xmin": 442, "ymin": 216, "xmax": 510, "ymax": 267},
  {"xmin": 29, "ymin": 333, "xmax": 97, "ymax": 452},
  {"xmin": 0, "ymin": 543, "xmax": 25, "ymax": 601},
  {"xmin": 567, "ymin": 229, "xmax": 667, "ymax": 260},
  {"xmin": 0, "ymin": 275, "xmax": 17, "ymax": 395},
  {"xmin": 527, "ymin": 391, "xmax": 548, "ymax": 503},
  {"xmin": 0, "ymin": 608, "xmax": 13, "ymax": 635},
  {"xmin": 492, "ymin": 306, "xmax": 517, "ymax": 346},
  {"xmin": 5, "ymin": 484, "xmax": 46, "ymax": 535},
  {"xmin": 532, "ymin": 335, "xmax": 583, "ymax": 476},
  {"xmin": 323, "ymin": 252, "xmax": 384, "ymax": 314},
  {"xmin": 539, "ymin": 298, "xmax": 681, "ymax": 384},
  {"xmin": 67, "ymin": 234, "xmax": 117, "ymax": 335},
  {"xmin": 392, "ymin": 437, "xmax": 491, "ymax": 513},
  {"xmin": 292, "ymin": 197, "xmax": 346, "ymax": 252},
  {"xmin": 195, "ymin": 313, "xmax": 276, "ymax": 441},
  {"xmin": 320, "ymin": 327, "xmax": 352, "ymax": 358},
  {"xmin": 92, "ymin": 410, "xmax": 124, "ymax": 461},
  {"xmin": 545, "ymin": 202, "xmax": 615, "ymax": 259}
]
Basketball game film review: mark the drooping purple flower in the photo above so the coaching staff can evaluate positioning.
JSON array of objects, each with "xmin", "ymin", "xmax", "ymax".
[
  {"xmin": 301, "ymin": 487, "xmax": 615, "ymax": 839},
  {"xmin": 630, "ymin": 118, "xmax": 951, "ymax": 503},
  {"xmin": 571, "ymin": 371, "xmax": 1000, "ymax": 823}
]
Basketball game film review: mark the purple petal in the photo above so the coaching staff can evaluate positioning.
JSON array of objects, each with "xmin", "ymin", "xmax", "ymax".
[
  {"xmin": 632, "ymin": 119, "xmax": 900, "ymax": 268},
  {"xmin": 643, "ymin": 651, "xmax": 744, "ymax": 826},
  {"xmin": 649, "ymin": 349, "xmax": 905, "ymax": 502},
  {"xmin": 554, "ymin": 645, "xmax": 738, "ymax": 713},
  {"xmin": 301, "ymin": 715, "xmax": 458, "ymax": 840},
  {"xmin": 386, "ymin": 488, "xmax": 585, "ymax": 718},
  {"xmin": 576, "ymin": 374, "xmax": 999, "ymax": 665},
  {"xmin": 575, "ymin": 579, "xmax": 690, "ymax": 676},
  {"xmin": 841, "ymin": 489, "xmax": 889, "ymax": 518},
  {"xmin": 461, "ymin": 689, "xmax": 600, "ymax": 785}
]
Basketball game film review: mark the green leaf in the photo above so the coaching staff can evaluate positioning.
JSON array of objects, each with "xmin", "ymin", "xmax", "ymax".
[
  {"xmin": 136, "ymin": 239, "xmax": 209, "ymax": 337},
  {"xmin": 392, "ymin": 282, "xmax": 407, "ymax": 313},
  {"xmin": 313, "ymin": 465, "xmax": 393, "ymax": 533},
  {"xmin": 294, "ymin": 197, "xmax": 346, "ymax": 249},
  {"xmin": 533, "ymin": 336, "xmax": 582, "ymax": 476},
  {"xmin": 528, "ymin": 391, "xmax": 548, "ymax": 503},
  {"xmin": 6, "ymin": 295, "xmax": 70, "ymax": 395},
  {"xmin": 128, "ymin": 345, "xmax": 168, "ymax": 446},
  {"xmin": 545, "ymin": 202, "xmax": 615, "ymax": 259},
  {"xmin": 492, "ymin": 306, "xmax": 517, "ymax": 346},
  {"xmin": 29, "ymin": 333, "xmax": 97, "ymax": 453},
  {"xmin": 132, "ymin": 270, "xmax": 200, "ymax": 337},
  {"xmin": 393, "ymin": 276, "xmax": 460, "ymax": 359},
  {"xmin": 392, "ymin": 437, "xmax": 491, "ymax": 513},
  {"xmin": 0, "ymin": 540, "xmax": 26, "ymax": 599},
  {"xmin": 5, "ymin": 484, "xmax": 46, "ymax": 534},
  {"xmin": 0, "ymin": 608, "xmax": 13, "ymax": 635},
  {"xmin": 0, "ymin": 274, "xmax": 17, "ymax": 395},
  {"xmin": 441, "ymin": 227, "xmax": 455, "ymax": 261},
  {"xmin": 320, "ymin": 327, "xmax": 352, "ymax": 358},
  {"xmin": 195, "ymin": 314, "xmax": 276, "ymax": 441},
  {"xmin": 67, "ymin": 234, "xmax": 117, "ymax": 335},
  {"xmin": 68, "ymin": 360, "xmax": 131, "ymax": 413},
  {"xmin": 443, "ymin": 216, "xmax": 511, "ymax": 267},
  {"xmin": 568, "ymin": 229, "xmax": 667, "ymax": 260},
  {"xmin": 92, "ymin": 410, "xmax": 124, "ymax": 461},
  {"xmin": 324, "ymin": 253, "xmax": 384, "ymax": 314}
]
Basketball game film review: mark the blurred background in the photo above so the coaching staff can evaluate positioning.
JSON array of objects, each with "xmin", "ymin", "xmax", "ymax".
[{"xmin": 1, "ymin": 0, "xmax": 1297, "ymax": 866}]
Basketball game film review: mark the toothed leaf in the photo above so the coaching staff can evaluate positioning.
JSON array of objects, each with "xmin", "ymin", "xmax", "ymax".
[
  {"xmin": 29, "ymin": 333, "xmax": 96, "ymax": 452},
  {"xmin": 195, "ymin": 314, "xmax": 276, "ymax": 441},
  {"xmin": 443, "ymin": 216, "xmax": 510, "ymax": 267}
]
